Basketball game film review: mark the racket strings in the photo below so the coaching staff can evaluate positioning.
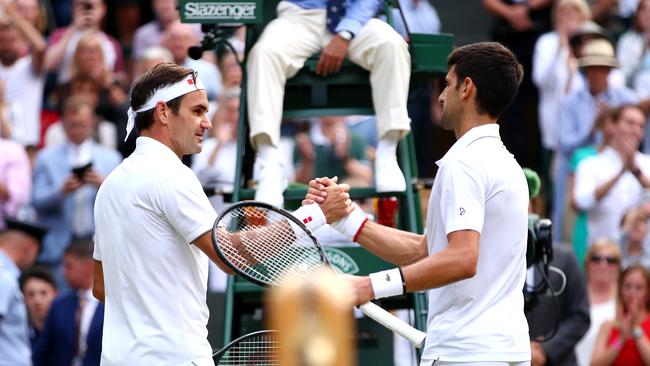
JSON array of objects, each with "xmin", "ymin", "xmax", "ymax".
[
  {"xmin": 217, "ymin": 334, "xmax": 280, "ymax": 365},
  {"xmin": 216, "ymin": 206, "xmax": 325, "ymax": 285}
]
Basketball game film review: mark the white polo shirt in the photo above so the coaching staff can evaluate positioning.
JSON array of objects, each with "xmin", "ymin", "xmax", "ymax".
[
  {"xmin": 422, "ymin": 124, "xmax": 530, "ymax": 363},
  {"xmin": 93, "ymin": 137, "xmax": 217, "ymax": 366}
]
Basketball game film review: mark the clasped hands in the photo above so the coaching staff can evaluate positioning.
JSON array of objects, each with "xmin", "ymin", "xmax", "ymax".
[{"xmin": 302, "ymin": 176, "xmax": 375, "ymax": 305}]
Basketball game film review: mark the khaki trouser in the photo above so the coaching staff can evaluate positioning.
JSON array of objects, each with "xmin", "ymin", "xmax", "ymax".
[{"xmin": 247, "ymin": 1, "xmax": 411, "ymax": 148}]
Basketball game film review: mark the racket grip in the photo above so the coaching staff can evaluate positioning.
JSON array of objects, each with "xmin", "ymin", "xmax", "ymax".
[{"xmin": 358, "ymin": 302, "xmax": 426, "ymax": 348}]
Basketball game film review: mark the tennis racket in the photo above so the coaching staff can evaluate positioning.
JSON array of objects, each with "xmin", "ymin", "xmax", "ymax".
[
  {"xmin": 211, "ymin": 201, "xmax": 427, "ymax": 348},
  {"xmin": 212, "ymin": 330, "xmax": 279, "ymax": 365}
]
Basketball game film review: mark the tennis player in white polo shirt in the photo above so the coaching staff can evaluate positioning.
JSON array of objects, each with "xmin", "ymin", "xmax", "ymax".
[
  {"xmin": 91, "ymin": 63, "xmax": 233, "ymax": 366},
  {"xmin": 304, "ymin": 42, "xmax": 532, "ymax": 365},
  {"xmin": 92, "ymin": 63, "xmax": 352, "ymax": 366}
]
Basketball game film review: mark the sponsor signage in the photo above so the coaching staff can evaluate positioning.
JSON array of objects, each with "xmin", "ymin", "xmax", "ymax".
[{"xmin": 180, "ymin": 0, "xmax": 261, "ymax": 23}]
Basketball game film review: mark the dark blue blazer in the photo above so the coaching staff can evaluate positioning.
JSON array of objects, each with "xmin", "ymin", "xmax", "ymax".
[{"xmin": 33, "ymin": 291, "xmax": 104, "ymax": 366}]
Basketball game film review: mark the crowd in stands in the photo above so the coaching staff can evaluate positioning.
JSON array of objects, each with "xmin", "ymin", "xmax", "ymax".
[{"xmin": 6, "ymin": 0, "xmax": 650, "ymax": 365}]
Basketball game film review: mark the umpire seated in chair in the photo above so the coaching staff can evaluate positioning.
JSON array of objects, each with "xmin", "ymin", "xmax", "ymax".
[{"xmin": 247, "ymin": 0, "xmax": 411, "ymax": 207}]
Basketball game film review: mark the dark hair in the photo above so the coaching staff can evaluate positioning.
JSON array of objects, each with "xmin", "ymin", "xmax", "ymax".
[
  {"xmin": 610, "ymin": 103, "xmax": 647, "ymax": 122},
  {"xmin": 130, "ymin": 63, "xmax": 194, "ymax": 132},
  {"xmin": 64, "ymin": 239, "xmax": 94, "ymax": 259},
  {"xmin": 447, "ymin": 42, "xmax": 523, "ymax": 118},
  {"xmin": 19, "ymin": 266, "xmax": 57, "ymax": 292}
]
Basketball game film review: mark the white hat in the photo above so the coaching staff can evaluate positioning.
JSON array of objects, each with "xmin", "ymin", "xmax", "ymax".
[{"xmin": 578, "ymin": 38, "xmax": 618, "ymax": 68}]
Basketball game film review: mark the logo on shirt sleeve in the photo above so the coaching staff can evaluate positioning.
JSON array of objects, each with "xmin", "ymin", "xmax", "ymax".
[{"xmin": 459, "ymin": 207, "xmax": 466, "ymax": 216}]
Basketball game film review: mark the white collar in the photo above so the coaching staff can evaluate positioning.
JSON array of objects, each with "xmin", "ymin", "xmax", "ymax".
[{"xmin": 436, "ymin": 124, "xmax": 501, "ymax": 167}]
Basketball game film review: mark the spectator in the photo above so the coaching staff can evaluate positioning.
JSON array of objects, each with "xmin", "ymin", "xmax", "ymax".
[
  {"xmin": 591, "ymin": 265, "xmax": 650, "ymax": 365},
  {"xmin": 554, "ymin": 38, "xmax": 637, "ymax": 243},
  {"xmin": 19, "ymin": 266, "xmax": 57, "ymax": 349},
  {"xmin": 0, "ymin": 135, "xmax": 31, "ymax": 230},
  {"xmin": 160, "ymin": 21, "xmax": 222, "ymax": 102},
  {"xmin": 46, "ymin": 75, "xmax": 119, "ymax": 150},
  {"xmin": 134, "ymin": 46, "xmax": 174, "ymax": 79},
  {"xmin": 132, "ymin": 0, "xmax": 201, "ymax": 60},
  {"xmin": 0, "ymin": 218, "xmax": 45, "ymax": 366},
  {"xmin": 532, "ymin": 0, "xmax": 590, "ymax": 153},
  {"xmin": 216, "ymin": 47, "xmax": 242, "ymax": 90},
  {"xmin": 568, "ymin": 107, "xmax": 614, "ymax": 263},
  {"xmin": 294, "ymin": 116, "xmax": 373, "ymax": 187},
  {"xmin": 616, "ymin": 0, "xmax": 650, "ymax": 86},
  {"xmin": 573, "ymin": 104, "xmax": 650, "ymax": 244},
  {"xmin": 15, "ymin": 0, "xmax": 47, "ymax": 34},
  {"xmin": 575, "ymin": 240, "xmax": 621, "ymax": 366},
  {"xmin": 569, "ymin": 20, "xmax": 627, "ymax": 86},
  {"xmin": 33, "ymin": 239, "xmax": 103, "ymax": 366},
  {"xmin": 44, "ymin": 0, "xmax": 124, "ymax": 85},
  {"xmin": 390, "ymin": 0, "xmax": 441, "ymax": 38},
  {"xmin": 0, "ymin": 3, "xmax": 46, "ymax": 146},
  {"xmin": 620, "ymin": 205, "xmax": 650, "ymax": 267},
  {"xmin": 31, "ymin": 97, "xmax": 121, "ymax": 288}
]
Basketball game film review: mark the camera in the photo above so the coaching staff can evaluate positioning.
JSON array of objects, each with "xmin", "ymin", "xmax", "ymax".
[
  {"xmin": 526, "ymin": 215, "xmax": 553, "ymax": 269},
  {"xmin": 524, "ymin": 215, "xmax": 554, "ymax": 310}
]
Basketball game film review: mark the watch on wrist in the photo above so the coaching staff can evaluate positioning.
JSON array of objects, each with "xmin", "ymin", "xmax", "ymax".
[
  {"xmin": 634, "ymin": 326, "xmax": 644, "ymax": 339},
  {"xmin": 338, "ymin": 30, "xmax": 354, "ymax": 41}
]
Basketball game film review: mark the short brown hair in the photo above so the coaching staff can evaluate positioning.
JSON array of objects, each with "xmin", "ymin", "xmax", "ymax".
[
  {"xmin": 130, "ymin": 63, "xmax": 195, "ymax": 132},
  {"xmin": 447, "ymin": 42, "xmax": 523, "ymax": 118},
  {"xmin": 62, "ymin": 96, "xmax": 94, "ymax": 117}
]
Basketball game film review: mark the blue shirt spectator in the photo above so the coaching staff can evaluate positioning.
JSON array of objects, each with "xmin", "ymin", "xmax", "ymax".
[{"xmin": 0, "ymin": 250, "xmax": 31, "ymax": 366}]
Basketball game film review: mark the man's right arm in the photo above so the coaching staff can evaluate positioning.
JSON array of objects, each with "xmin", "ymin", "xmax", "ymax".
[{"xmin": 354, "ymin": 220, "xmax": 427, "ymax": 266}]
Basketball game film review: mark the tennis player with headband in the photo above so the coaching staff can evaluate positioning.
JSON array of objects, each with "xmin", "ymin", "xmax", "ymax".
[
  {"xmin": 304, "ymin": 42, "xmax": 532, "ymax": 366},
  {"xmin": 91, "ymin": 63, "xmax": 351, "ymax": 365}
]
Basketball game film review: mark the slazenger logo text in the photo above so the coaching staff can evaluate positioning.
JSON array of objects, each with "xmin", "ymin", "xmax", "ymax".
[{"xmin": 184, "ymin": 2, "xmax": 256, "ymax": 20}]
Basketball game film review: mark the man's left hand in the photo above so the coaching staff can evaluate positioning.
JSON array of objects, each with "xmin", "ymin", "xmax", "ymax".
[
  {"xmin": 316, "ymin": 35, "xmax": 350, "ymax": 77},
  {"xmin": 320, "ymin": 183, "xmax": 353, "ymax": 223}
]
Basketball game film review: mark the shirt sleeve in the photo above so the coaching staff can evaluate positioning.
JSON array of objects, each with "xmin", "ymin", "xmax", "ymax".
[
  {"xmin": 162, "ymin": 169, "xmax": 218, "ymax": 244},
  {"xmin": 335, "ymin": 0, "xmax": 384, "ymax": 35},
  {"xmin": 437, "ymin": 159, "xmax": 485, "ymax": 235},
  {"xmin": 0, "ymin": 272, "xmax": 16, "ymax": 318},
  {"xmin": 573, "ymin": 158, "xmax": 598, "ymax": 211}
]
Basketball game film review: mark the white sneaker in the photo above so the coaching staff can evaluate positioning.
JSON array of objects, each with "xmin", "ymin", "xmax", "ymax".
[
  {"xmin": 254, "ymin": 159, "xmax": 287, "ymax": 207},
  {"xmin": 374, "ymin": 155, "xmax": 406, "ymax": 192}
]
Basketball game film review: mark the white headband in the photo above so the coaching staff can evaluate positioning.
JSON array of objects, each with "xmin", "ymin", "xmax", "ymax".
[{"xmin": 125, "ymin": 73, "xmax": 206, "ymax": 141}]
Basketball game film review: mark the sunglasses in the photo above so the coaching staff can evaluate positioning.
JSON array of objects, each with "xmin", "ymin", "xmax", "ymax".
[{"xmin": 590, "ymin": 255, "xmax": 620, "ymax": 265}]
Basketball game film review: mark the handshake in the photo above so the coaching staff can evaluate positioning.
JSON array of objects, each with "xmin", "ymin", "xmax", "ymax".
[{"xmin": 293, "ymin": 176, "xmax": 368, "ymax": 242}]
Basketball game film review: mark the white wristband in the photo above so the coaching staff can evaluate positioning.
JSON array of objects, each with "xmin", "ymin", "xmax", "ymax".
[
  {"xmin": 330, "ymin": 203, "xmax": 368, "ymax": 242},
  {"xmin": 369, "ymin": 268, "xmax": 404, "ymax": 299},
  {"xmin": 292, "ymin": 203, "xmax": 327, "ymax": 232}
]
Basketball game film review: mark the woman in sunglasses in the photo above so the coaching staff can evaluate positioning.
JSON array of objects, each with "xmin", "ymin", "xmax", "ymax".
[
  {"xmin": 576, "ymin": 240, "xmax": 622, "ymax": 366},
  {"xmin": 592, "ymin": 265, "xmax": 650, "ymax": 365}
]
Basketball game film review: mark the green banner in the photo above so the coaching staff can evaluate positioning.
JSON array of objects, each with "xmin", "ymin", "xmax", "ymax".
[{"xmin": 179, "ymin": 0, "xmax": 262, "ymax": 23}]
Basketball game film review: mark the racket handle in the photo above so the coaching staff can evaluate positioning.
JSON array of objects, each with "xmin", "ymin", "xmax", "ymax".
[{"xmin": 358, "ymin": 302, "xmax": 426, "ymax": 348}]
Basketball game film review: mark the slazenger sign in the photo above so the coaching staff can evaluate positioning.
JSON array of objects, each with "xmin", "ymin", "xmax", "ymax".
[{"xmin": 180, "ymin": 1, "xmax": 261, "ymax": 23}]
